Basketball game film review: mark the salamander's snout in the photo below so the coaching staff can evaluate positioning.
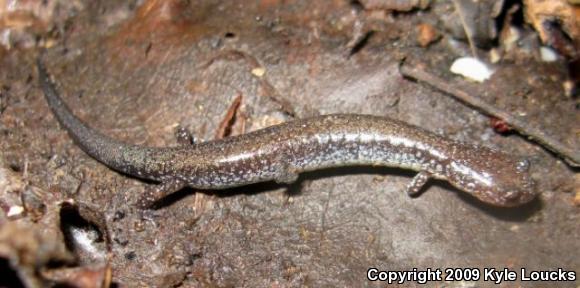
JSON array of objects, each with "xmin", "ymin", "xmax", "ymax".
[
  {"xmin": 447, "ymin": 151, "xmax": 538, "ymax": 207},
  {"xmin": 494, "ymin": 174, "xmax": 537, "ymax": 207},
  {"xmin": 491, "ymin": 159, "xmax": 537, "ymax": 207}
]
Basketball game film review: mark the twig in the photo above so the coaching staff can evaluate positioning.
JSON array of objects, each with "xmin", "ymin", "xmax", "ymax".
[
  {"xmin": 399, "ymin": 64, "xmax": 580, "ymax": 167},
  {"xmin": 215, "ymin": 93, "xmax": 243, "ymax": 140},
  {"xmin": 452, "ymin": 0, "xmax": 478, "ymax": 59}
]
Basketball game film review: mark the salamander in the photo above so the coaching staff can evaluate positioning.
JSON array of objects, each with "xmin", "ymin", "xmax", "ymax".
[{"xmin": 37, "ymin": 59, "xmax": 536, "ymax": 208}]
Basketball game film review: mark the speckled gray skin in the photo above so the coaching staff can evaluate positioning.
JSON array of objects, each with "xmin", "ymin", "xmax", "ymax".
[{"xmin": 38, "ymin": 60, "xmax": 536, "ymax": 208}]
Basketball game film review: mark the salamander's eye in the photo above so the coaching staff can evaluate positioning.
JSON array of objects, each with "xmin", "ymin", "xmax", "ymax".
[{"xmin": 516, "ymin": 159, "xmax": 530, "ymax": 173}]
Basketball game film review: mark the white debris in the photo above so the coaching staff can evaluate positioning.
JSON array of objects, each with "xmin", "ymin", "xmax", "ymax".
[
  {"xmin": 251, "ymin": 67, "xmax": 265, "ymax": 77},
  {"xmin": 540, "ymin": 46, "xmax": 558, "ymax": 62},
  {"xmin": 7, "ymin": 205, "xmax": 24, "ymax": 217},
  {"xmin": 71, "ymin": 227, "xmax": 106, "ymax": 260},
  {"xmin": 450, "ymin": 57, "xmax": 494, "ymax": 82}
]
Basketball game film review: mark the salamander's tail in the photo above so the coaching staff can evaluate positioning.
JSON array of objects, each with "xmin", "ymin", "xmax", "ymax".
[{"xmin": 37, "ymin": 58, "xmax": 155, "ymax": 178}]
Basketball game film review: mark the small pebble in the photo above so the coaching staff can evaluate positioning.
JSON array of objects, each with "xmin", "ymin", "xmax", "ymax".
[
  {"xmin": 417, "ymin": 23, "xmax": 439, "ymax": 47},
  {"xmin": 251, "ymin": 67, "xmax": 265, "ymax": 77},
  {"xmin": 450, "ymin": 57, "xmax": 494, "ymax": 82},
  {"xmin": 540, "ymin": 46, "xmax": 558, "ymax": 62},
  {"xmin": 7, "ymin": 205, "xmax": 24, "ymax": 218},
  {"xmin": 489, "ymin": 48, "xmax": 501, "ymax": 63}
]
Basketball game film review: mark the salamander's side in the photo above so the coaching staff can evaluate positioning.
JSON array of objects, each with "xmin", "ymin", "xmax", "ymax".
[{"xmin": 177, "ymin": 115, "xmax": 455, "ymax": 188}]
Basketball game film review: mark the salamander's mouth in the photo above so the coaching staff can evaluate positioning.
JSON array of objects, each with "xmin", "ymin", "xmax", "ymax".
[
  {"xmin": 473, "ymin": 183, "xmax": 537, "ymax": 207},
  {"xmin": 496, "ymin": 191, "xmax": 534, "ymax": 207}
]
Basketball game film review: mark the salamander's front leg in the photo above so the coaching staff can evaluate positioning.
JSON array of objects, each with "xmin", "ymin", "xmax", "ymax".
[
  {"xmin": 175, "ymin": 126, "xmax": 196, "ymax": 146},
  {"xmin": 405, "ymin": 171, "xmax": 432, "ymax": 196},
  {"xmin": 137, "ymin": 179, "xmax": 186, "ymax": 209}
]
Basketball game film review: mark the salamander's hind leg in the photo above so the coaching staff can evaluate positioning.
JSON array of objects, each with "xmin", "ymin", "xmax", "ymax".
[
  {"xmin": 405, "ymin": 171, "xmax": 432, "ymax": 197},
  {"xmin": 137, "ymin": 179, "xmax": 186, "ymax": 209}
]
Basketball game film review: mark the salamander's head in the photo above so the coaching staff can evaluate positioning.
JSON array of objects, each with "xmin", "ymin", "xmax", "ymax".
[{"xmin": 446, "ymin": 145, "xmax": 537, "ymax": 207}]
